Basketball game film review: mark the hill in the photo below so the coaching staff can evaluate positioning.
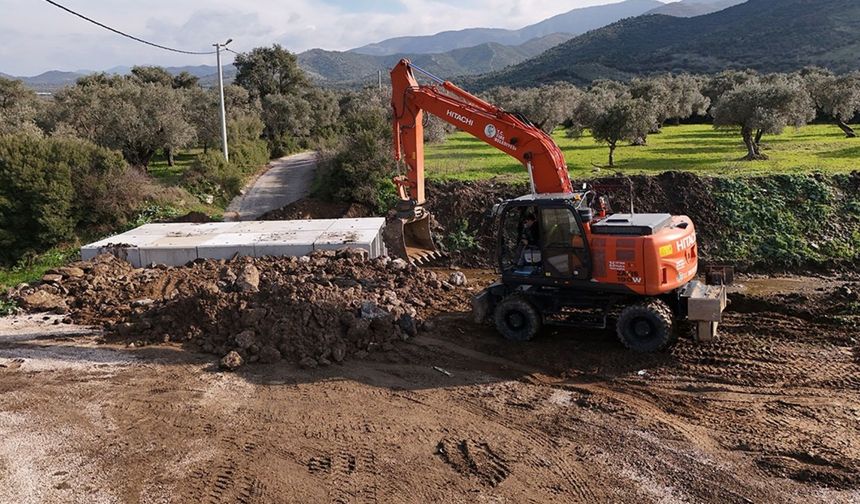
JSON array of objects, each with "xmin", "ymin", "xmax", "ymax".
[
  {"xmin": 350, "ymin": 0, "xmax": 662, "ymax": 56},
  {"xmin": 646, "ymin": 0, "xmax": 746, "ymax": 17},
  {"xmin": 298, "ymin": 33, "xmax": 572, "ymax": 84},
  {"xmin": 471, "ymin": 0, "xmax": 860, "ymax": 88}
]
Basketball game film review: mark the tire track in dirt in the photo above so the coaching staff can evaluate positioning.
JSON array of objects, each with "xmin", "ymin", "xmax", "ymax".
[{"xmin": 449, "ymin": 383, "xmax": 600, "ymax": 502}]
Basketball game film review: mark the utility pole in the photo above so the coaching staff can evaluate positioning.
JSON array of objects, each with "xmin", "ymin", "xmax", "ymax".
[{"xmin": 214, "ymin": 38, "xmax": 233, "ymax": 162}]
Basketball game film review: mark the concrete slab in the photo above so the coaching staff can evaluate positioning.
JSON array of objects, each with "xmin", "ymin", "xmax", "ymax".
[
  {"xmin": 82, "ymin": 218, "xmax": 388, "ymax": 267},
  {"xmin": 197, "ymin": 233, "xmax": 257, "ymax": 261},
  {"xmin": 288, "ymin": 219, "xmax": 339, "ymax": 232},
  {"xmin": 315, "ymin": 229, "xmax": 380, "ymax": 254}
]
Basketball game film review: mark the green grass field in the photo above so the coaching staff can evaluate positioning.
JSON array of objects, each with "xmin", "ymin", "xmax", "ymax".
[
  {"xmin": 425, "ymin": 124, "xmax": 860, "ymax": 182},
  {"xmin": 148, "ymin": 148, "xmax": 204, "ymax": 185}
]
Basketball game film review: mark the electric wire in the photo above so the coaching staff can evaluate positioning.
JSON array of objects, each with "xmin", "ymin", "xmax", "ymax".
[{"xmin": 42, "ymin": 0, "xmax": 217, "ymax": 55}]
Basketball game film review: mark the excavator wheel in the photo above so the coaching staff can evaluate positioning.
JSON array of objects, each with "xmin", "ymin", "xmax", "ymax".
[
  {"xmin": 494, "ymin": 296, "xmax": 542, "ymax": 342},
  {"xmin": 616, "ymin": 298, "xmax": 676, "ymax": 353}
]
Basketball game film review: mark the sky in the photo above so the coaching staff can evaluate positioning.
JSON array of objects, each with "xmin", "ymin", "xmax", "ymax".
[{"xmin": 0, "ymin": 0, "xmax": 669, "ymax": 76}]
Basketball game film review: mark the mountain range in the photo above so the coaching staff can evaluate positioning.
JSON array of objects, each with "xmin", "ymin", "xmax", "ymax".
[
  {"xmin": 6, "ymin": 0, "xmax": 743, "ymax": 90},
  {"xmin": 470, "ymin": 0, "xmax": 860, "ymax": 88},
  {"xmin": 7, "ymin": 0, "xmax": 857, "ymax": 93},
  {"xmin": 350, "ymin": 0, "xmax": 663, "ymax": 56},
  {"xmin": 646, "ymin": 0, "xmax": 746, "ymax": 17}
]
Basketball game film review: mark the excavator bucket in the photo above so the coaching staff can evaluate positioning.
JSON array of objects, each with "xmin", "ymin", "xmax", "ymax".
[{"xmin": 386, "ymin": 213, "xmax": 439, "ymax": 264}]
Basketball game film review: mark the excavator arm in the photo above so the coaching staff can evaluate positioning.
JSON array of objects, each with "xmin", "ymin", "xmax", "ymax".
[
  {"xmin": 388, "ymin": 59, "xmax": 574, "ymax": 262},
  {"xmin": 391, "ymin": 59, "xmax": 573, "ymax": 207}
]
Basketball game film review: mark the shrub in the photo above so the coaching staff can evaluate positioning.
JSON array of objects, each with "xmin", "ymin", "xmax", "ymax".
[
  {"xmin": 444, "ymin": 220, "xmax": 479, "ymax": 253},
  {"xmin": 0, "ymin": 134, "xmax": 74, "ymax": 262},
  {"xmin": 0, "ymin": 134, "xmax": 157, "ymax": 264},
  {"xmin": 183, "ymin": 140, "xmax": 270, "ymax": 203}
]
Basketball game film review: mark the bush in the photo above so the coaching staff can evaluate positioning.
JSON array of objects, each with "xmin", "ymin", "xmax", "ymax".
[
  {"xmin": 183, "ymin": 140, "xmax": 270, "ymax": 203},
  {"xmin": 0, "ymin": 134, "xmax": 75, "ymax": 262},
  {"xmin": 314, "ymin": 132, "xmax": 397, "ymax": 214},
  {"xmin": 0, "ymin": 134, "xmax": 158, "ymax": 264},
  {"xmin": 444, "ymin": 220, "xmax": 479, "ymax": 253}
]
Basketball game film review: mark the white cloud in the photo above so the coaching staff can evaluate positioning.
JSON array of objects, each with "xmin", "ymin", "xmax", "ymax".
[{"xmin": 0, "ymin": 0, "xmax": 644, "ymax": 75}]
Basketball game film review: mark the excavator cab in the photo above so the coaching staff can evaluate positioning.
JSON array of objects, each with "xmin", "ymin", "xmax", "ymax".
[{"xmin": 497, "ymin": 196, "xmax": 593, "ymax": 282}]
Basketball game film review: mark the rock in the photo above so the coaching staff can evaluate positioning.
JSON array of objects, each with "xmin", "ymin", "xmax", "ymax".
[
  {"xmin": 116, "ymin": 322, "xmax": 135, "ymax": 337},
  {"xmin": 299, "ymin": 356, "xmax": 319, "ymax": 369},
  {"xmin": 398, "ymin": 313, "xmax": 418, "ymax": 338},
  {"xmin": 331, "ymin": 344, "xmax": 346, "ymax": 363},
  {"xmin": 220, "ymin": 351, "xmax": 244, "ymax": 371},
  {"xmin": 234, "ymin": 329, "xmax": 257, "ymax": 350},
  {"xmin": 55, "ymin": 267, "xmax": 85, "ymax": 278},
  {"xmin": 41, "ymin": 274, "xmax": 64, "ymax": 284},
  {"xmin": 20, "ymin": 290, "xmax": 68, "ymax": 314},
  {"xmin": 259, "ymin": 345, "xmax": 281, "ymax": 364},
  {"xmin": 448, "ymin": 271, "xmax": 467, "ymax": 286},
  {"xmin": 389, "ymin": 258, "xmax": 409, "ymax": 271},
  {"xmin": 236, "ymin": 264, "xmax": 260, "ymax": 293},
  {"xmin": 220, "ymin": 267, "xmax": 237, "ymax": 284},
  {"xmin": 337, "ymin": 248, "xmax": 368, "ymax": 261},
  {"xmin": 131, "ymin": 298, "xmax": 155, "ymax": 308},
  {"xmin": 360, "ymin": 301, "xmax": 387, "ymax": 320}
]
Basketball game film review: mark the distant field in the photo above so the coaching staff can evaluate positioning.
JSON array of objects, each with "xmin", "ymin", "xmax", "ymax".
[{"xmin": 425, "ymin": 124, "xmax": 860, "ymax": 182}]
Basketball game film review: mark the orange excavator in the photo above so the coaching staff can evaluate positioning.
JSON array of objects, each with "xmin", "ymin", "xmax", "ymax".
[{"xmin": 390, "ymin": 59, "xmax": 727, "ymax": 351}]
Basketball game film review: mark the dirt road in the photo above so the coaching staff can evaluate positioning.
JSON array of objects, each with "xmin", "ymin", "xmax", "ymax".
[
  {"xmin": 225, "ymin": 152, "xmax": 317, "ymax": 221},
  {"xmin": 1, "ymin": 273, "xmax": 858, "ymax": 503}
]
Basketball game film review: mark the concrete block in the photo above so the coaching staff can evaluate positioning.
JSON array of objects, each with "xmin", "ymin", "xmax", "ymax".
[
  {"xmin": 315, "ymin": 229, "xmax": 380, "ymax": 256},
  {"xmin": 198, "ymin": 233, "xmax": 256, "ymax": 261},
  {"xmin": 254, "ymin": 230, "xmax": 321, "ymax": 258}
]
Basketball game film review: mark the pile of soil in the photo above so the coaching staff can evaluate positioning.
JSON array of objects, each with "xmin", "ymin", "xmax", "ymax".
[
  {"xmin": 259, "ymin": 197, "xmax": 372, "ymax": 221},
  {"xmin": 10, "ymin": 252, "xmax": 472, "ymax": 368}
]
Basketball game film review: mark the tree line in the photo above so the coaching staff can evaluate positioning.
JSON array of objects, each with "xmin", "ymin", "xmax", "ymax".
[
  {"xmin": 484, "ymin": 68, "xmax": 860, "ymax": 166},
  {"xmin": 0, "ymin": 45, "xmax": 354, "ymax": 263}
]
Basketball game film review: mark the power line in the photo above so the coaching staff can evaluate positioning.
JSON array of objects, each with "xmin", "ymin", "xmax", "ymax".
[{"xmin": 42, "ymin": 0, "xmax": 216, "ymax": 55}]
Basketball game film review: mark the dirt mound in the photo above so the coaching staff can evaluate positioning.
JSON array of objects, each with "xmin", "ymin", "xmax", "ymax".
[
  {"xmin": 170, "ymin": 211, "xmax": 213, "ymax": 223},
  {"xmin": 259, "ymin": 198, "xmax": 372, "ymax": 220},
  {"xmin": 10, "ymin": 253, "xmax": 472, "ymax": 367}
]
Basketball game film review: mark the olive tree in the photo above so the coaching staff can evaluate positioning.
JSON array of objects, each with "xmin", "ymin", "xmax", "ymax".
[
  {"xmin": 575, "ymin": 82, "xmax": 657, "ymax": 167},
  {"xmin": 0, "ymin": 76, "xmax": 40, "ymax": 135},
  {"xmin": 712, "ymin": 75, "xmax": 815, "ymax": 160},
  {"xmin": 801, "ymin": 68, "xmax": 860, "ymax": 138},
  {"xmin": 486, "ymin": 83, "xmax": 582, "ymax": 133},
  {"xmin": 630, "ymin": 74, "xmax": 710, "ymax": 142},
  {"xmin": 233, "ymin": 45, "xmax": 338, "ymax": 155},
  {"xmin": 702, "ymin": 69, "xmax": 759, "ymax": 112},
  {"xmin": 186, "ymin": 84, "xmax": 262, "ymax": 153},
  {"xmin": 51, "ymin": 78, "xmax": 195, "ymax": 168}
]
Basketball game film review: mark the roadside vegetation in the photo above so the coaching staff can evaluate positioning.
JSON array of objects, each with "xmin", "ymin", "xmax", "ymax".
[{"xmin": 0, "ymin": 44, "xmax": 342, "ymax": 285}]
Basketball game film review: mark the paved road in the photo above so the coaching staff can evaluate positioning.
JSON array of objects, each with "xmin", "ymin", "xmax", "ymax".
[{"xmin": 225, "ymin": 151, "xmax": 316, "ymax": 221}]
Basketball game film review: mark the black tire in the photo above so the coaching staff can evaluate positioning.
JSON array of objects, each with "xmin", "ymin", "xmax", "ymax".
[
  {"xmin": 616, "ymin": 299, "xmax": 675, "ymax": 353},
  {"xmin": 494, "ymin": 296, "xmax": 542, "ymax": 342}
]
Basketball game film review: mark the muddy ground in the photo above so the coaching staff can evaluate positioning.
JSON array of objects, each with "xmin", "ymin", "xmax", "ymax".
[{"xmin": 1, "ymin": 269, "xmax": 858, "ymax": 503}]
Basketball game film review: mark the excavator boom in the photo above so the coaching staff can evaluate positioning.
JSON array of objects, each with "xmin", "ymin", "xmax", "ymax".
[{"xmin": 389, "ymin": 59, "xmax": 573, "ymax": 261}]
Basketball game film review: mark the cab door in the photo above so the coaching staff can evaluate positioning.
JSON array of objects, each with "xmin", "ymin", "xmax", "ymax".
[{"xmin": 539, "ymin": 206, "xmax": 590, "ymax": 281}]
